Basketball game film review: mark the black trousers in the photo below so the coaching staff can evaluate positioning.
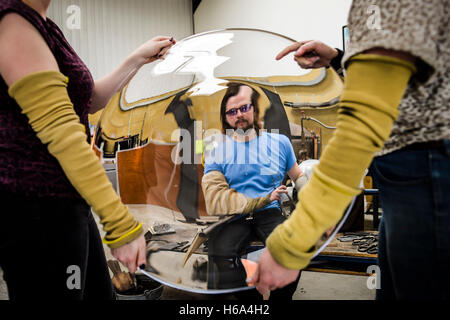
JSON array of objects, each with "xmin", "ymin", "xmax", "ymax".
[
  {"xmin": 0, "ymin": 192, "xmax": 114, "ymax": 300},
  {"xmin": 207, "ymin": 208, "xmax": 301, "ymax": 300}
]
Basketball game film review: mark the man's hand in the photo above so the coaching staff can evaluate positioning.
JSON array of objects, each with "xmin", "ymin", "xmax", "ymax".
[
  {"xmin": 110, "ymin": 234, "xmax": 146, "ymax": 273},
  {"xmin": 247, "ymin": 248, "xmax": 300, "ymax": 296},
  {"xmin": 276, "ymin": 40, "xmax": 338, "ymax": 69},
  {"xmin": 270, "ymin": 185, "xmax": 288, "ymax": 202}
]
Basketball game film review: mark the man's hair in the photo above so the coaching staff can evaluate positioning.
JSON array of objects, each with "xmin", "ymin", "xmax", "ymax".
[{"xmin": 220, "ymin": 82, "xmax": 262, "ymax": 134}]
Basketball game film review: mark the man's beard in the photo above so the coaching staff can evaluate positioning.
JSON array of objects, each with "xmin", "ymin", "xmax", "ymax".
[{"xmin": 232, "ymin": 119, "xmax": 253, "ymax": 134}]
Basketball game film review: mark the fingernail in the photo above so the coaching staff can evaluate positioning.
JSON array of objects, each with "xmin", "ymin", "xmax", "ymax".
[
  {"xmin": 139, "ymin": 264, "xmax": 146, "ymax": 270},
  {"xmin": 169, "ymin": 37, "xmax": 174, "ymax": 42}
]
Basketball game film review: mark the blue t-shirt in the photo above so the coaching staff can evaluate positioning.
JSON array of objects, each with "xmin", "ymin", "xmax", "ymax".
[{"xmin": 204, "ymin": 132, "xmax": 297, "ymax": 211}]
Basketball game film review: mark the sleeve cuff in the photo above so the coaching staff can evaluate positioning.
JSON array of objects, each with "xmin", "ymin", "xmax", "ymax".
[
  {"xmin": 102, "ymin": 222, "xmax": 144, "ymax": 248},
  {"xmin": 328, "ymin": 48, "xmax": 344, "ymax": 75}
]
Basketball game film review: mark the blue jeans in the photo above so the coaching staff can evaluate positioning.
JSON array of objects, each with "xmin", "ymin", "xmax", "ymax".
[
  {"xmin": 372, "ymin": 140, "xmax": 450, "ymax": 300},
  {"xmin": 207, "ymin": 208, "xmax": 301, "ymax": 299}
]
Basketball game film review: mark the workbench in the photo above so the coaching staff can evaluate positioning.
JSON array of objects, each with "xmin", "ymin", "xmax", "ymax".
[{"xmin": 306, "ymin": 231, "xmax": 378, "ymax": 276}]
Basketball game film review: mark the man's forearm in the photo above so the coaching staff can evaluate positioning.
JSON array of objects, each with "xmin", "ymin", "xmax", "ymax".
[{"xmin": 202, "ymin": 171, "xmax": 271, "ymax": 215}]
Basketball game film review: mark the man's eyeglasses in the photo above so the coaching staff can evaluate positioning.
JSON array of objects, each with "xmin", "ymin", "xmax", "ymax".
[{"xmin": 225, "ymin": 104, "xmax": 252, "ymax": 116}]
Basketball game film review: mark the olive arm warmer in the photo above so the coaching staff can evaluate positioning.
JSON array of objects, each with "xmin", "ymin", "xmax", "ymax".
[
  {"xmin": 202, "ymin": 170, "xmax": 271, "ymax": 215},
  {"xmin": 266, "ymin": 54, "xmax": 416, "ymax": 269},
  {"xmin": 8, "ymin": 71, "xmax": 143, "ymax": 248}
]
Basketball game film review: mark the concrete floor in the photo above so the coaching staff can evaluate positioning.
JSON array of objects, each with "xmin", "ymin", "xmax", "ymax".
[{"xmin": 157, "ymin": 271, "xmax": 375, "ymax": 300}]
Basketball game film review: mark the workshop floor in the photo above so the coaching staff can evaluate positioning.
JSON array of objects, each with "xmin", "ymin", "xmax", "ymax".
[
  {"xmin": 158, "ymin": 271, "xmax": 375, "ymax": 300},
  {"xmin": 0, "ymin": 215, "xmax": 377, "ymax": 301}
]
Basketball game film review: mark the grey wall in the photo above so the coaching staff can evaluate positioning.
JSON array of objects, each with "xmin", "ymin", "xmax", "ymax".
[{"xmin": 48, "ymin": 0, "xmax": 194, "ymax": 80}]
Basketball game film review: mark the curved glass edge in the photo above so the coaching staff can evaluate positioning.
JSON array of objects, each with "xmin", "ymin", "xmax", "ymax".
[
  {"xmin": 312, "ymin": 195, "xmax": 356, "ymax": 259},
  {"xmin": 138, "ymin": 267, "xmax": 256, "ymax": 295}
]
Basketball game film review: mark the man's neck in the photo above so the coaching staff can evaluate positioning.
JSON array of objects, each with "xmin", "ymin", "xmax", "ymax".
[{"xmin": 230, "ymin": 128, "xmax": 257, "ymax": 142}]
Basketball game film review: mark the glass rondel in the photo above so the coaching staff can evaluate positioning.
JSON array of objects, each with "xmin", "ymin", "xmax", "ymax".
[{"xmin": 93, "ymin": 28, "xmax": 353, "ymax": 294}]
